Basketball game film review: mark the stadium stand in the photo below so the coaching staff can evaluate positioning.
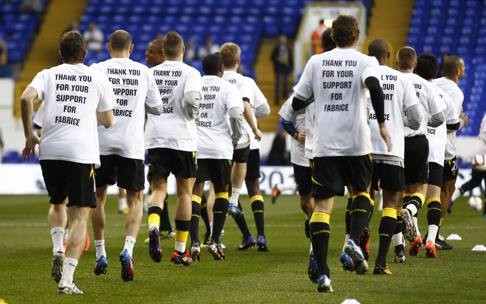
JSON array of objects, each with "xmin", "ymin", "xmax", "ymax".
[
  {"xmin": 407, "ymin": 0, "xmax": 486, "ymax": 136},
  {"xmin": 0, "ymin": 0, "xmax": 48, "ymax": 73}
]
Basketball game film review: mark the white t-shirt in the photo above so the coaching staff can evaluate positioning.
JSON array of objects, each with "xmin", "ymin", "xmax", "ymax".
[
  {"xmin": 222, "ymin": 71, "xmax": 253, "ymax": 148},
  {"xmin": 28, "ymin": 63, "xmax": 115, "ymax": 165},
  {"xmin": 368, "ymin": 66, "xmax": 419, "ymax": 159},
  {"xmin": 433, "ymin": 77, "xmax": 464, "ymax": 160},
  {"xmin": 404, "ymin": 73, "xmax": 445, "ymax": 138},
  {"xmin": 197, "ymin": 75, "xmax": 243, "ymax": 159},
  {"xmin": 304, "ymin": 103, "xmax": 315, "ymax": 160},
  {"xmin": 246, "ymin": 76, "xmax": 268, "ymax": 150},
  {"xmin": 278, "ymin": 95, "xmax": 308, "ymax": 167},
  {"xmin": 146, "ymin": 60, "xmax": 202, "ymax": 152},
  {"xmin": 91, "ymin": 58, "xmax": 161, "ymax": 160},
  {"xmin": 293, "ymin": 47, "xmax": 381, "ymax": 157},
  {"xmin": 426, "ymin": 84, "xmax": 458, "ymax": 165}
]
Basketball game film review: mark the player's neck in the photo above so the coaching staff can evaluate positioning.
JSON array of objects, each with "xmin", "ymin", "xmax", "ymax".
[
  {"xmin": 446, "ymin": 75, "xmax": 459, "ymax": 84},
  {"xmin": 224, "ymin": 67, "xmax": 237, "ymax": 73},
  {"xmin": 110, "ymin": 52, "xmax": 129, "ymax": 59},
  {"xmin": 165, "ymin": 54, "xmax": 183, "ymax": 61}
]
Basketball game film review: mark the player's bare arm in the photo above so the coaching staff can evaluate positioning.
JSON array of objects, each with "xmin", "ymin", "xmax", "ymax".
[{"xmin": 20, "ymin": 86, "xmax": 40, "ymax": 160}]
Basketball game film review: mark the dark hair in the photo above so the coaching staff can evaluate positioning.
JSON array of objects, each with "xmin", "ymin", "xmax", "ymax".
[
  {"xmin": 331, "ymin": 15, "xmax": 359, "ymax": 47},
  {"xmin": 162, "ymin": 31, "xmax": 184, "ymax": 58},
  {"xmin": 321, "ymin": 28, "xmax": 335, "ymax": 52},
  {"xmin": 397, "ymin": 46, "xmax": 416, "ymax": 70},
  {"xmin": 59, "ymin": 31, "xmax": 86, "ymax": 63},
  {"xmin": 443, "ymin": 55, "xmax": 463, "ymax": 77},
  {"xmin": 416, "ymin": 52, "xmax": 439, "ymax": 80},
  {"xmin": 109, "ymin": 29, "xmax": 132, "ymax": 51},
  {"xmin": 202, "ymin": 52, "xmax": 222, "ymax": 75},
  {"xmin": 368, "ymin": 38, "xmax": 388, "ymax": 61}
]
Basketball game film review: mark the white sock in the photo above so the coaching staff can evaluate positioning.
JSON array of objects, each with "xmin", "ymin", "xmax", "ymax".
[
  {"xmin": 451, "ymin": 188, "xmax": 461, "ymax": 202},
  {"xmin": 391, "ymin": 233, "xmax": 403, "ymax": 247},
  {"xmin": 94, "ymin": 240, "xmax": 106, "ymax": 260},
  {"xmin": 123, "ymin": 235, "xmax": 136, "ymax": 257},
  {"xmin": 342, "ymin": 234, "xmax": 350, "ymax": 251},
  {"xmin": 59, "ymin": 257, "xmax": 78, "ymax": 286},
  {"xmin": 230, "ymin": 187, "xmax": 241, "ymax": 206},
  {"xmin": 118, "ymin": 197, "xmax": 128, "ymax": 211},
  {"xmin": 209, "ymin": 222, "xmax": 213, "ymax": 235},
  {"xmin": 50, "ymin": 227, "xmax": 65, "ymax": 254},
  {"xmin": 406, "ymin": 204, "xmax": 418, "ymax": 216},
  {"xmin": 175, "ymin": 241, "xmax": 186, "ymax": 253},
  {"xmin": 427, "ymin": 225, "xmax": 439, "ymax": 243},
  {"xmin": 412, "ymin": 216, "xmax": 421, "ymax": 237}
]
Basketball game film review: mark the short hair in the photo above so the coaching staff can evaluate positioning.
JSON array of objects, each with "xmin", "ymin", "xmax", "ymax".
[
  {"xmin": 331, "ymin": 15, "xmax": 359, "ymax": 48},
  {"xmin": 368, "ymin": 38, "xmax": 389, "ymax": 60},
  {"xmin": 397, "ymin": 46, "xmax": 416, "ymax": 70},
  {"xmin": 109, "ymin": 29, "xmax": 132, "ymax": 51},
  {"xmin": 220, "ymin": 42, "xmax": 240, "ymax": 68},
  {"xmin": 416, "ymin": 52, "xmax": 439, "ymax": 80},
  {"xmin": 321, "ymin": 28, "xmax": 336, "ymax": 52},
  {"xmin": 162, "ymin": 31, "xmax": 184, "ymax": 58},
  {"xmin": 443, "ymin": 55, "xmax": 463, "ymax": 77},
  {"xmin": 150, "ymin": 37, "xmax": 164, "ymax": 54},
  {"xmin": 202, "ymin": 52, "xmax": 222, "ymax": 75},
  {"xmin": 319, "ymin": 19, "xmax": 324, "ymax": 25},
  {"xmin": 59, "ymin": 31, "xmax": 86, "ymax": 63}
]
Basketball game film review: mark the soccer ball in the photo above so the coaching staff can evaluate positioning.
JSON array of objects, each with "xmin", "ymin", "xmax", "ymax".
[{"xmin": 467, "ymin": 196, "xmax": 483, "ymax": 211}]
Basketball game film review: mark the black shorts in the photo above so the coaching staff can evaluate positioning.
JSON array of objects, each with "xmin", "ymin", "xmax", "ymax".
[
  {"xmin": 233, "ymin": 146, "xmax": 250, "ymax": 163},
  {"xmin": 428, "ymin": 162, "xmax": 444, "ymax": 187},
  {"xmin": 372, "ymin": 162, "xmax": 405, "ymax": 192},
  {"xmin": 246, "ymin": 149, "xmax": 261, "ymax": 180},
  {"xmin": 95, "ymin": 155, "xmax": 145, "ymax": 191},
  {"xmin": 293, "ymin": 163, "xmax": 312, "ymax": 196},
  {"xmin": 196, "ymin": 159, "xmax": 232, "ymax": 186},
  {"xmin": 147, "ymin": 148, "xmax": 197, "ymax": 181},
  {"xmin": 404, "ymin": 135, "xmax": 429, "ymax": 185},
  {"xmin": 443, "ymin": 157, "xmax": 458, "ymax": 182},
  {"xmin": 40, "ymin": 160, "xmax": 96, "ymax": 208},
  {"xmin": 310, "ymin": 155, "xmax": 372, "ymax": 199}
]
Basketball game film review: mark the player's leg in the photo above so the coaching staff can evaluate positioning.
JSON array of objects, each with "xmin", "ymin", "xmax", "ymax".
[
  {"xmin": 189, "ymin": 181, "xmax": 204, "ymax": 261},
  {"xmin": 229, "ymin": 147, "xmax": 249, "ymax": 214},
  {"xmin": 207, "ymin": 159, "xmax": 232, "ymax": 259},
  {"xmin": 58, "ymin": 206, "xmax": 90, "ymax": 294},
  {"xmin": 402, "ymin": 136, "xmax": 428, "ymax": 244},
  {"xmin": 146, "ymin": 148, "xmax": 169, "ymax": 263},
  {"xmin": 424, "ymin": 162, "xmax": 443, "ymax": 258},
  {"xmin": 230, "ymin": 147, "xmax": 255, "ymax": 249},
  {"xmin": 58, "ymin": 162, "xmax": 96, "ymax": 294},
  {"xmin": 245, "ymin": 149, "xmax": 267, "ymax": 251},
  {"xmin": 373, "ymin": 164, "xmax": 403, "ymax": 275},
  {"xmin": 293, "ymin": 163, "xmax": 314, "ymax": 238},
  {"xmin": 118, "ymin": 187, "xmax": 128, "ymax": 214},
  {"xmin": 200, "ymin": 188, "xmax": 212, "ymax": 245},
  {"xmin": 171, "ymin": 176, "xmax": 196, "ymax": 265},
  {"xmin": 437, "ymin": 158, "xmax": 457, "ymax": 249},
  {"xmin": 159, "ymin": 198, "xmax": 174, "ymax": 237},
  {"xmin": 308, "ymin": 156, "xmax": 342, "ymax": 292},
  {"xmin": 345, "ymin": 155, "xmax": 373, "ymax": 275},
  {"xmin": 92, "ymin": 186, "xmax": 108, "ymax": 275},
  {"xmin": 117, "ymin": 157, "xmax": 145, "ymax": 281},
  {"xmin": 374, "ymin": 188, "xmax": 399, "ymax": 275},
  {"xmin": 41, "ymin": 160, "xmax": 68, "ymax": 284},
  {"xmin": 170, "ymin": 149, "xmax": 197, "ymax": 265}
]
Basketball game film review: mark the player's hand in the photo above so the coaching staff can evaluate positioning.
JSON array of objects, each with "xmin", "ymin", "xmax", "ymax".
[
  {"xmin": 22, "ymin": 134, "xmax": 39, "ymax": 160},
  {"xmin": 379, "ymin": 123, "xmax": 392, "ymax": 152},
  {"xmin": 253, "ymin": 129, "xmax": 262, "ymax": 141},
  {"xmin": 296, "ymin": 132, "xmax": 306, "ymax": 143},
  {"xmin": 460, "ymin": 111, "xmax": 469, "ymax": 126}
]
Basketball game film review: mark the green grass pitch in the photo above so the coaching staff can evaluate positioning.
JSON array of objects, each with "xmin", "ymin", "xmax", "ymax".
[{"xmin": 0, "ymin": 194, "xmax": 485, "ymax": 303}]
